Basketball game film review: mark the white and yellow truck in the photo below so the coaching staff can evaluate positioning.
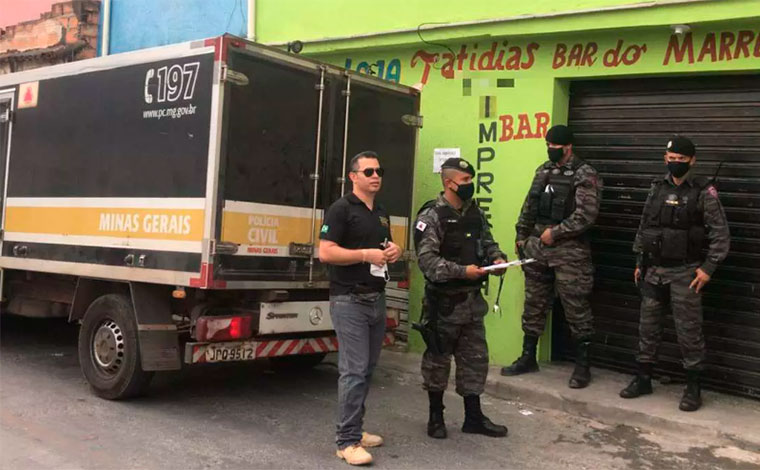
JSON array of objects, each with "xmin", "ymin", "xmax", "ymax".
[{"xmin": 0, "ymin": 35, "xmax": 419, "ymax": 399}]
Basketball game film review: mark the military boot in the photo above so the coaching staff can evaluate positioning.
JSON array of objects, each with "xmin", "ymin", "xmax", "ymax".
[
  {"xmin": 427, "ymin": 391, "xmax": 447, "ymax": 439},
  {"xmin": 679, "ymin": 370, "xmax": 702, "ymax": 412},
  {"xmin": 568, "ymin": 338, "xmax": 592, "ymax": 389},
  {"xmin": 619, "ymin": 362, "xmax": 653, "ymax": 399},
  {"xmin": 501, "ymin": 335, "xmax": 539, "ymax": 376},
  {"xmin": 461, "ymin": 395, "xmax": 508, "ymax": 438}
]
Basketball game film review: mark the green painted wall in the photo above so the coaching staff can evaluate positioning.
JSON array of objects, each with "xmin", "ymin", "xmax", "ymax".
[
  {"xmin": 257, "ymin": 1, "xmax": 760, "ymax": 365},
  {"xmin": 256, "ymin": 0, "xmax": 760, "ymax": 52},
  {"xmin": 257, "ymin": 0, "xmax": 669, "ymax": 43}
]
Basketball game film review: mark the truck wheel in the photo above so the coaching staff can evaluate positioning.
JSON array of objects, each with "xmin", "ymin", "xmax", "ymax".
[
  {"xmin": 78, "ymin": 294, "xmax": 153, "ymax": 400},
  {"xmin": 269, "ymin": 353, "xmax": 327, "ymax": 370}
]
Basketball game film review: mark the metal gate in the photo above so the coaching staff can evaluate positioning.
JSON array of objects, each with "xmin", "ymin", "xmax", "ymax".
[{"xmin": 557, "ymin": 75, "xmax": 760, "ymax": 399}]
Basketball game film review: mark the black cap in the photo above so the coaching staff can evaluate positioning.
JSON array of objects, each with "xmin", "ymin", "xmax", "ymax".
[
  {"xmin": 440, "ymin": 157, "xmax": 475, "ymax": 176},
  {"xmin": 666, "ymin": 136, "xmax": 696, "ymax": 157},
  {"xmin": 546, "ymin": 124, "xmax": 574, "ymax": 145}
]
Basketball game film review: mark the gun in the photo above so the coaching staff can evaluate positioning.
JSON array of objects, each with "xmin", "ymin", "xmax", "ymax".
[
  {"xmin": 411, "ymin": 288, "xmax": 445, "ymax": 355},
  {"xmin": 411, "ymin": 320, "xmax": 443, "ymax": 355}
]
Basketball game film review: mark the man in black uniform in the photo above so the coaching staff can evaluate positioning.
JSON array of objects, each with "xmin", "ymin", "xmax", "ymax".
[
  {"xmin": 620, "ymin": 136, "xmax": 730, "ymax": 412},
  {"xmin": 319, "ymin": 151, "xmax": 402, "ymax": 466},
  {"xmin": 414, "ymin": 157, "xmax": 508, "ymax": 439},
  {"xmin": 501, "ymin": 125, "xmax": 601, "ymax": 389}
]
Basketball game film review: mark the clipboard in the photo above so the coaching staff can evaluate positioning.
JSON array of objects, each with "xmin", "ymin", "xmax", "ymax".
[{"xmin": 482, "ymin": 258, "xmax": 537, "ymax": 272}]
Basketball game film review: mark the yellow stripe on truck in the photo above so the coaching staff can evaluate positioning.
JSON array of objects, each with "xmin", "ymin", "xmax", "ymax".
[
  {"xmin": 221, "ymin": 204, "xmax": 409, "ymax": 254},
  {"xmin": 390, "ymin": 224, "xmax": 408, "ymax": 250},
  {"xmin": 5, "ymin": 207, "xmax": 205, "ymax": 241},
  {"xmin": 221, "ymin": 210, "xmax": 318, "ymax": 246}
]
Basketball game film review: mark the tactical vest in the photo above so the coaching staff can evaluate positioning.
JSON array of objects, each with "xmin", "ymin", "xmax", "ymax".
[
  {"xmin": 639, "ymin": 177, "xmax": 708, "ymax": 265},
  {"xmin": 414, "ymin": 201, "xmax": 486, "ymax": 290},
  {"xmin": 530, "ymin": 158, "xmax": 588, "ymax": 225}
]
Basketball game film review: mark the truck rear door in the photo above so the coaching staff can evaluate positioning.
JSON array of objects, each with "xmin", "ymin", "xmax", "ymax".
[
  {"xmin": 215, "ymin": 42, "xmax": 420, "ymax": 287},
  {"xmin": 326, "ymin": 76, "xmax": 419, "ymax": 281}
]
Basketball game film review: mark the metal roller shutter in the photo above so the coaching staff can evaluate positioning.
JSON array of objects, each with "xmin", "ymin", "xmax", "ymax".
[{"xmin": 558, "ymin": 74, "xmax": 760, "ymax": 399}]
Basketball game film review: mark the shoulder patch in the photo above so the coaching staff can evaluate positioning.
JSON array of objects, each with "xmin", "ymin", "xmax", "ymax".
[
  {"xmin": 706, "ymin": 185, "xmax": 718, "ymax": 198},
  {"xmin": 415, "ymin": 221, "xmax": 428, "ymax": 232},
  {"xmin": 320, "ymin": 224, "xmax": 329, "ymax": 234}
]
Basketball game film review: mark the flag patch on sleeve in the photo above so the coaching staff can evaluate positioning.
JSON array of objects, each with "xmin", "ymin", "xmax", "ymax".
[{"xmin": 416, "ymin": 221, "xmax": 427, "ymax": 231}]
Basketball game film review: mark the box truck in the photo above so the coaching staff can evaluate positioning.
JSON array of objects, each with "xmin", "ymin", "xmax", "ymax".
[{"xmin": 0, "ymin": 35, "xmax": 420, "ymax": 399}]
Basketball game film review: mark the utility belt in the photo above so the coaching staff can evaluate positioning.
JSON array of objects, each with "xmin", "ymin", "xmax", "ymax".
[{"xmin": 424, "ymin": 285, "xmax": 476, "ymax": 305}]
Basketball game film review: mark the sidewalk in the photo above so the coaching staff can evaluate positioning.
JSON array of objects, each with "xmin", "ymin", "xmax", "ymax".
[{"xmin": 378, "ymin": 350, "xmax": 760, "ymax": 449}]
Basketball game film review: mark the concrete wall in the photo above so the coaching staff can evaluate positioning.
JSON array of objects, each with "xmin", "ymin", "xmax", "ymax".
[
  {"xmin": 105, "ymin": 0, "xmax": 754, "ymax": 53},
  {"xmin": 0, "ymin": 0, "xmax": 100, "ymax": 73},
  {"xmin": 0, "ymin": 0, "xmax": 59, "ymax": 26},
  {"xmin": 256, "ymin": 0, "xmax": 760, "ymax": 51},
  {"xmin": 108, "ymin": 0, "xmax": 246, "ymax": 54}
]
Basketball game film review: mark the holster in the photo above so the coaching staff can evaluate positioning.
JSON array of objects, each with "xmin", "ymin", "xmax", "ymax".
[
  {"xmin": 411, "ymin": 287, "xmax": 460, "ymax": 355},
  {"xmin": 411, "ymin": 320, "xmax": 443, "ymax": 355}
]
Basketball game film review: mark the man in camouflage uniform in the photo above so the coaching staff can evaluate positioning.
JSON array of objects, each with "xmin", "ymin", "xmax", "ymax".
[
  {"xmin": 414, "ymin": 157, "xmax": 508, "ymax": 439},
  {"xmin": 620, "ymin": 136, "xmax": 730, "ymax": 412},
  {"xmin": 501, "ymin": 125, "xmax": 601, "ymax": 389}
]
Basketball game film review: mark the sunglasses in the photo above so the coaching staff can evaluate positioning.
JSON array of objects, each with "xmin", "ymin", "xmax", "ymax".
[{"xmin": 353, "ymin": 167, "xmax": 385, "ymax": 177}]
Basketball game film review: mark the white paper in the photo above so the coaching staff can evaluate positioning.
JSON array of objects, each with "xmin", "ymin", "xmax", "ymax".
[
  {"xmin": 482, "ymin": 258, "xmax": 537, "ymax": 272},
  {"xmin": 433, "ymin": 148, "xmax": 461, "ymax": 173},
  {"xmin": 370, "ymin": 263, "xmax": 390, "ymax": 281}
]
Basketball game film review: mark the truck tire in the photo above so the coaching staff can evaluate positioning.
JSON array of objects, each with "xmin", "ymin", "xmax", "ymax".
[
  {"xmin": 78, "ymin": 294, "xmax": 153, "ymax": 400},
  {"xmin": 269, "ymin": 353, "xmax": 327, "ymax": 370}
]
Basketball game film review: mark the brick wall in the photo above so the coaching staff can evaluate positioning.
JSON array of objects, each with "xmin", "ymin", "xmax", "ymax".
[{"xmin": 0, "ymin": 0, "xmax": 100, "ymax": 74}]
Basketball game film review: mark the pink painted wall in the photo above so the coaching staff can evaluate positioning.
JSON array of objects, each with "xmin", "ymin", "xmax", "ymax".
[{"xmin": 0, "ymin": 0, "xmax": 59, "ymax": 27}]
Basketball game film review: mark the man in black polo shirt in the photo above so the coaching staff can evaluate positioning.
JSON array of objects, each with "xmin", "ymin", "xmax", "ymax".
[{"xmin": 319, "ymin": 150, "xmax": 402, "ymax": 466}]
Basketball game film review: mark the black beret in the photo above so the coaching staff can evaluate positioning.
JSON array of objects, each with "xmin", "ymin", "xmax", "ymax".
[
  {"xmin": 546, "ymin": 125, "xmax": 574, "ymax": 145},
  {"xmin": 666, "ymin": 136, "xmax": 696, "ymax": 157},
  {"xmin": 440, "ymin": 157, "xmax": 475, "ymax": 176}
]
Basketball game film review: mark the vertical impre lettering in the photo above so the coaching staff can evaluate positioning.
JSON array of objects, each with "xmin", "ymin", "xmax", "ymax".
[{"xmin": 477, "ymin": 124, "xmax": 497, "ymax": 220}]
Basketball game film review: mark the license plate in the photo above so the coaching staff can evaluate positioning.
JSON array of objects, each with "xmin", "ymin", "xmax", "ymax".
[{"xmin": 205, "ymin": 343, "xmax": 255, "ymax": 363}]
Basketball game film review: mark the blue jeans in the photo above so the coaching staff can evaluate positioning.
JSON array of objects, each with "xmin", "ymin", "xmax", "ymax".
[{"xmin": 330, "ymin": 292, "xmax": 386, "ymax": 449}]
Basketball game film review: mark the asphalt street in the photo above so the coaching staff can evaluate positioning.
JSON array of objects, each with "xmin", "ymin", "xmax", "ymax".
[{"xmin": 1, "ymin": 315, "xmax": 757, "ymax": 470}]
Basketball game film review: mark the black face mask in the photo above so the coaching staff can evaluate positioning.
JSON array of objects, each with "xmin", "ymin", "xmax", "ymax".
[
  {"xmin": 453, "ymin": 182, "xmax": 475, "ymax": 201},
  {"xmin": 548, "ymin": 147, "xmax": 564, "ymax": 163},
  {"xmin": 668, "ymin": 161, "xmax": 691, "ymax": 178}
]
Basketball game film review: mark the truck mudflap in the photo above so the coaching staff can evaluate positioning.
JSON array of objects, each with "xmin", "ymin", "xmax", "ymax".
[{"xmin": 185, "ymin": 332, "xmax": 395, "ymax": 364}]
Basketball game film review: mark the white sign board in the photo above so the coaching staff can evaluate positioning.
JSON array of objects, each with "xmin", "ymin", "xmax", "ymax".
[{"xmin": 433, "ymin": 148, "xmax": 460, "ymax": 173}]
